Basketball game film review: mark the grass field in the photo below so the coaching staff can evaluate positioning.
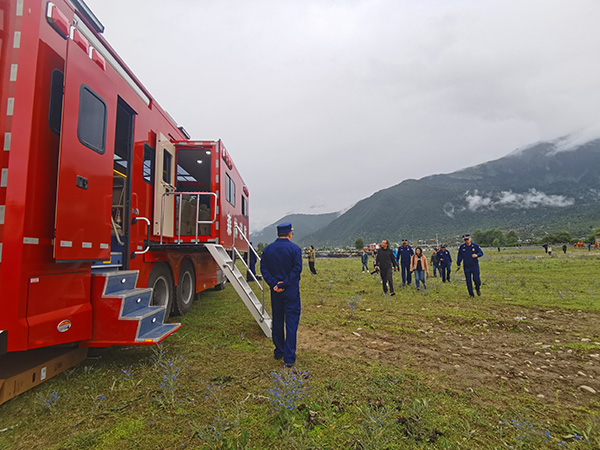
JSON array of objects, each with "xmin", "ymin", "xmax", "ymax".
[{"xmin": 1, "ymin": 247, "xmax": 599, "ymax": 449}]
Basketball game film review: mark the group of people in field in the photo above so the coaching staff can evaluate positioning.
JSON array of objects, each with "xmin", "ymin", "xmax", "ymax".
[
  {"xmin": 259, "ymin": 222, "xmax": 484, "ymax": 371},
  {"xmin": 364, "ymin": 234, "xmax": 484, "ymax": 298}
]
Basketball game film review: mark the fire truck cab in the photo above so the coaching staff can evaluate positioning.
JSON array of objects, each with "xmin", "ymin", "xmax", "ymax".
[{"xmin": 0, "ymin": 0, "xmax": 251, "ymax": 356}]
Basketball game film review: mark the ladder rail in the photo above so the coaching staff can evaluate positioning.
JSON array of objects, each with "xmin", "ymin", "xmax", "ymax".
[{"xmin": 233, "ymin": 225, "xmax": 265, "ymax": 309}]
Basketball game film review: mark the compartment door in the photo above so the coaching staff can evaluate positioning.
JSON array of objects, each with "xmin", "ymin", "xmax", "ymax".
[
  {"xmin": 54, "ymin": 28, "xmax": 116, "ymax": 261},
  {"xmin": 153, "ymin": 133, "xmax": 176, "ymax": 238}
]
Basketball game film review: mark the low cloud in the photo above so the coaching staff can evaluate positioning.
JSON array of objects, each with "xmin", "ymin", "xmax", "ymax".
[{"xmin": 465, "ymin": 189, "xmax": 574, "ymax": 211}]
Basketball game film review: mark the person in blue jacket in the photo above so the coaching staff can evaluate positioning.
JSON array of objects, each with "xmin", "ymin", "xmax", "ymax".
[
  {"xmin": 437, "ymin": 244, "xmax": 452, "ymax": 282},
  {"xmin": 456, "ymin": 234, "xmax": 484, "ymax": 297},
  {"xmin": 396, "ymin": 239, "xmax": 414, "ymax": 287},
  {"xmin": 260, "ymin": 222, "xmax": 303, "ymax": 368}
]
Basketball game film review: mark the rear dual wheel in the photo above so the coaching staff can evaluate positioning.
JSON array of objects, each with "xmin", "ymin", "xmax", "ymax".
[{"xmin": 173, "ymin": 260, "xmax": 196, "ymax": 316}]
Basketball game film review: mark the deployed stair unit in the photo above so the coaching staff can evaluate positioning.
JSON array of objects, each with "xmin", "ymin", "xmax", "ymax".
[
  {"xmin": 205, "ymin": 244, "xmax": 272, "ymax": 338},
  {"xmin": 81, "ymin": 271, "xmax": 181, "ymax": 347}
]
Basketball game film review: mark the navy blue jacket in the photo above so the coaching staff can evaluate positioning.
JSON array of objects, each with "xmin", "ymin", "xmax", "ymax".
[
  {"xmin": 457, "ymin": 242, "xmax": 483, "ymax": 269},
  {"xmin": 260, "ymin": 238, "xmax": 303, "ymax": 300},
  {"xmin": 437, "ymin": 249, "xmax": 452, "ymax": 267},
  {"xmin": 396, "ymin": 245, "xmax": 414, "ymax": 265}
]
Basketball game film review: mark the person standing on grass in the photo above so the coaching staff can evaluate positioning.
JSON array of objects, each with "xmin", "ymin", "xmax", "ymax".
[
  {"xmin": 437, "ymin": 244, "xmax": 452, "ymax": 282},
  {"xmin": 456, "ymin": 234, "xmax": 484, "ymax": 297},
  {"xmin": 307, "ymin": 245, "xmax": 317, "ymax": 275},
  {"xmin": 396, "ymin": 239, "xmax": 414, "ymax": 287},
  {"xmin": 548, "ymin": 245, "xmax": 553, "ymax": 256},
  {"xmin": 562, "ymin": 244, "xmax": 567, "ymax": 254},
  {"xmin": 260, "ymin": 222, "xmax": 303, "ymax": 369},
  {"xmin": 430, "ymin": 247, "xmax": 439, "ymax": 277},
  {"xmin": 375, "ymin": 239, "xmax": 397, "ymax": 296},
  {"xmin": 361, "ymin": 248, "xmax": 369, "ymax": 273},
  {"xmin": 410, "ymin": 247, "xmax": 429, "ymax": 291}
]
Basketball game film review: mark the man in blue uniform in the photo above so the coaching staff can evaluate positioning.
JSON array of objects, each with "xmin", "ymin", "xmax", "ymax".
[
  {"xmin": 437, "ymin": 244, "xmax": 452, "ymax": 282},
  {"xmin": 260, "ymin": 222, "xmax": 303, "ymax": 368},
  {"xmin": 456, "ymin": 234, "xmax": 484, "ymax": 297},
  {"xmin": 396, "ymin": 239, "xmax": 414, "ymax": 287}
]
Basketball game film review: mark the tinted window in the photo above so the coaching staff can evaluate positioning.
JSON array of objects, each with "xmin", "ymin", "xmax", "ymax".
[
  {"xmin": 48, "ymin": 69, "xmax": 64, "ymax": 135},
  {"xmin": 77, "ymin": 85, "xmax": 107, "ymax": 153},
  {"xmin": 241, "ymin": 195, "xmax": 248, "ymax": 217},
  {"xmin": 143, "ymin": 144, "xmax": 154, "ymax": 184},
  {"xmin": 226, "ymin": 173, "xmax": 236, "ymax": 207},
  {"xmin": 163, "ymin": 151, "xmax": 172, "ymax": 184}
]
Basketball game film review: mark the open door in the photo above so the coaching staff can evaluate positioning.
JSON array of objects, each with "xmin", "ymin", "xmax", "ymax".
[
  {"xmin": 54, "ymin": 27, "xmax": 116, "ymax": 261},
  {"xmin": 153, "ymin": 133, "xmax": 176, "ymax": 238}
]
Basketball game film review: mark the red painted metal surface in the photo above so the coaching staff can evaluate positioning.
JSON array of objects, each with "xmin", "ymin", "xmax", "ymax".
[{"xmin": 0, "ymin": 0, "xmax": 251, "ymax": 354}]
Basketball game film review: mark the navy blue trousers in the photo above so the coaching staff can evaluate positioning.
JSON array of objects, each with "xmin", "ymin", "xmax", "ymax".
[
  {"xmin": 464, "ymin": 265, "xmax": 481, "ymax": 296},
  {"xmin": 440, "ymin": 264, "xmax": 451, "ymax": 282},
  {"xmin": 400, "ymin": 262, "xmax": 412, "ymax": 285},
  {"xmin": 271, "ymin": 292, "xmax": 301, "ymax": 365}
]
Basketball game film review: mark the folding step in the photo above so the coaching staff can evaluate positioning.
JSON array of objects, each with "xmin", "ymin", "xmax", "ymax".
[
  {"xmin": 81, "ymin": 271, "xmax": 181, "ymax": 347},
  {"xmin": 205, "ymin": 244, "xmax": 272, "ymax": 337}
]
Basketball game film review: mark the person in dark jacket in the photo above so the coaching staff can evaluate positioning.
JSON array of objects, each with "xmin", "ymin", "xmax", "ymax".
[
  {"xmin": 307, "ymin": 245, "xmax": 317, "ymax": 274},
  {"xmin": 430, "ymin": 247, "xmax": 439, "ymax": 277},
  {"xmin": 260, "ymin": 222, "xmax": 303, "ymax": 368},
  {"xmin": 456, "ymin": 234, "xmax": 484, "ymax": 297},
  {"xmin": 361, "ymin": 248, "xmax": 369, "ymax": 273},
  {"xmin": 396, "ymin": 239, "xmax": 414, "ymax": 287},
  {"xmin": 437, "ymin": 244, "xmax": 452, "ymax": 282},
  {"xmin": 375, "ymin": 239, "xmax": 397, "ymax": 295}
]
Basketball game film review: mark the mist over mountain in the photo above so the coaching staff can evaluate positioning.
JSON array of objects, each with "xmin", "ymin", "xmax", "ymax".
[{"xmin": 285, "ymin": 136, "xmax": 600, "ymax": 247}]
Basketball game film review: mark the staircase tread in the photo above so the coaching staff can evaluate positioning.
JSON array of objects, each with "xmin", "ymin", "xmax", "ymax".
[
  {"xmin": 121, "ymin": 305, "xmax": 164, "ymax": 319},
  {"xmin": 137, "ymin": 323, "xmax": 181, "ymax": 341},
  {"xmin": 104, "ymin": 288, "xmax": 153, "ymax": 298}
]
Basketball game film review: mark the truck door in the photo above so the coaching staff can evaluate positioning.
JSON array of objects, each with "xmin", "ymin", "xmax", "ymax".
[
  {"xmin": 54, "ymin": 28, "xmax": 116, "ymax": 261},
  {"xmin": 154, "ymin": 133, "xmax": 176, "ymax": 238}
]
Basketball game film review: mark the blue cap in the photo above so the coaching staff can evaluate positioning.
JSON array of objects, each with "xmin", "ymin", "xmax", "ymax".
[
  {"xmin": 277, "ymin": 222, "xmax": 293, "ymax": 234},
  {"xmin": 440, "ymin": 244, "xmax": 446, "ymax": 248},
  {"xmin": 463, "ymin": 234, "xmax": 471, "ymax": 240}
]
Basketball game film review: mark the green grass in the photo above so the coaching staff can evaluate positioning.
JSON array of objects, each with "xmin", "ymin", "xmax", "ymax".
[{"xmin": 0, "ymin": 247, "xmax": 599, "ymax": 449}]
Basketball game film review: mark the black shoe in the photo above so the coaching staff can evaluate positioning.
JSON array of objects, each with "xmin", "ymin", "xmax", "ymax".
[
  {"xmin": 284, "ymin": 362, "xmax": 294, "ymax": 369},
  {"xmin": 390, "ymin": 292, "xmax": 395, "ymax": 296},
  {"xmin": 469, "ymin": 294, "xmax": 474, "ymax": 298},
  {"xmin": 476, "ymin": 287, "xmax": 481, "ymax": 296}
]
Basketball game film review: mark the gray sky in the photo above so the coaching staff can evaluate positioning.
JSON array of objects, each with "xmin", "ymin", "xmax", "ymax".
[{"xmin": 85, "ymin": 0, "xmax": 600, "ymax": 231}]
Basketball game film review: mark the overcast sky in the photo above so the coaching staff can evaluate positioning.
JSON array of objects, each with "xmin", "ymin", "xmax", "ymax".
[{"xmin": 85, "ymin": 0, "xmax": 600, "ymax": 231}]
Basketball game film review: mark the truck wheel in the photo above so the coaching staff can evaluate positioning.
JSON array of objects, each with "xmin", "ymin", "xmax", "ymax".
[
  {"xmin": 173, "ymin": 260, "xmax": 195, "ymax": 315},
  {"xmin": 147, "ymin": 263, "xmax": 174, "ymax": 317}
]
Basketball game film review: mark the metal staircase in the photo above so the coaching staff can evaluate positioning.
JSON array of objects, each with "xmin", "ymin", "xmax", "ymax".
[{"xmin": 205, "ymin": 244, "xmax": 272, "ymax": 338}]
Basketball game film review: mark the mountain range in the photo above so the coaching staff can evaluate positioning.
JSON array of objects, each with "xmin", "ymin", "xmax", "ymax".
[{"xmin": 251, "ymin": 136, "xmax": 600, "ymax": 247}]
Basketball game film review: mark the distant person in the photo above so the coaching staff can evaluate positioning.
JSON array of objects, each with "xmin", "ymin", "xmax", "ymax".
[
  {"xmin": 375, "ymin": 239, "xmax": 397, "ymax": 296},
  {"xmin": 589, "ymin": 243, "xmax": 592, "ymax": 252},
  {"xmin": 307, "ymin": 245, "xmax": 317, "ymax": 275},
  {"xmin": 361, "ymin": 248, "xmax": 369, "ymax": 273},
  {"xmin": 430, "ymin": 247, "xmax": 439, "ymax": 277},
  {"xmin": 396, "ymin": 239, "xmax": 414, "ymax": 287},
  {"xmin": 410, "ymin": 247, "xmax": 429, "ymax": 291},
  {"xmin": 246, "ymin": 242, "xmax": 257, "ymax": 282},
  {"xmin": 437, "ymin": 244, "xmax": 452, "ymax": 282},
  {"xmin": 456, "ymin": 234, "xmax": 484, "ymax": 297},
  {"xmin": 548, "ymin": 245, "xmax": 553, "ymax": 256},
  {"xmin": 543, "ymin": 244, "xmax": 548, "ymax": 253},
  {"xmin": 260, "ymin": 222, "xmax": 303, "ymax": 368},
  {"xmin": 562, "ymin": 244, "xmax": 567, "ymax": 254},
  {"xmin": 371, "ymin": 249, "xmax": 379, "ymax": 274},
  {"xmin": 497, "ymin": 247, "xmax": 501, "ymax": 253}
]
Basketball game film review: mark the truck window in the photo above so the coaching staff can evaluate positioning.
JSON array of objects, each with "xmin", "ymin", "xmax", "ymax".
[
  {"xmin": 48, "ymin": 69, "xmax": 64, "ymax": 135},
  {"xmin": 225, "ymin": 173, "xmax": 236, "ymax": 207},
  {"xmin": 241, "ymin": 195, "xmax": 248, "ymax": 217},
  {"xmin": 77, "ymin": 85, "xmax": 107, "ymax": 154},
  {"xmin": 162, "ymin": 151, "xmax": 172, "ymax": 184},
  {"xmin": 143, "ymin": 144, "xmax": 154, "ymax": 185}
]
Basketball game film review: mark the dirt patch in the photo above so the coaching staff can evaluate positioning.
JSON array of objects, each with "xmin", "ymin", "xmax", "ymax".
[{"xmin": 300, "ymin": 305, "xmax": 600, "ymax": 408}]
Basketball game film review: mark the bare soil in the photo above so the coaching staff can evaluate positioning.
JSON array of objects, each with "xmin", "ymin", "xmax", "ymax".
[{"xmin": 301, "ymin": 303, "xmax": 600, "ymax": 409}]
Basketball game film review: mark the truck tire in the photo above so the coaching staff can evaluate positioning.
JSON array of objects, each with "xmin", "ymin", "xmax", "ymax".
[
  {"xmin": 147, "ymin": 263, "xmax": 174, "ymax": 317},
  {"xmin": 173, "ymin": 259, "xmax": 195, "ymax": 316}
]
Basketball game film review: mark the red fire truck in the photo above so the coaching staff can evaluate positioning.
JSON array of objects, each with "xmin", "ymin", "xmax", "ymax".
[{"xmin": 0, "ymin": 0, "xmax": 255, "ymax": 373}]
